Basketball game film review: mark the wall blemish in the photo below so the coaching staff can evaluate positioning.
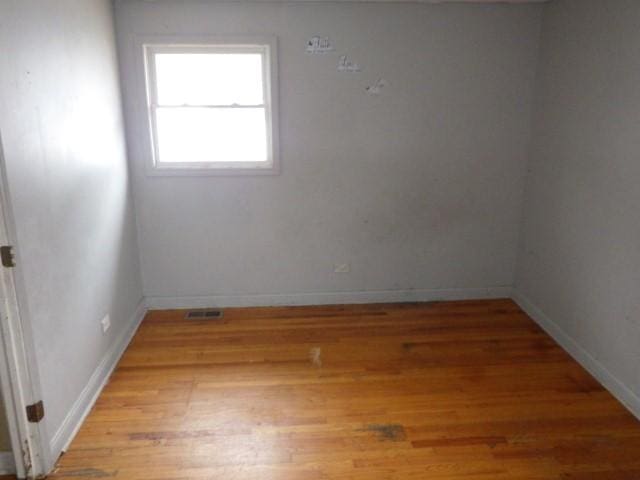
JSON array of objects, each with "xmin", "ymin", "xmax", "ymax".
[
  {"xmin": 366, "ymin": 78, "xmax": 387, "ymax": 95},
  {"xmin": 306, "ymin": 36, "xmax": 334, "ymax": 54},
  {"xmin": 338, "ymin": 55, "xmax": 361, "ymax": 72}
]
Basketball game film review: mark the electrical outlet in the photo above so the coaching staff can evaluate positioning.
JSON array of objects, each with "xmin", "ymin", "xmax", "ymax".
[
  {"xmin": 101, "ymin": 314, "xmax": 111, "ymax": 333},
  {"xmin": 334, "ymin": 263, "xmax": 350, "ymax": 273}
]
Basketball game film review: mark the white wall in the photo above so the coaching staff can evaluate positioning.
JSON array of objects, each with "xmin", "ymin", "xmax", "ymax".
[
  {"xmin": 0, "ymin": 0, "xmax": 144, "ymax": 463},
  {"xmin": 116, "ymin": 0, "xmax": 542, "ymax": 307},
  {"xmin": 516, "ymin": 0, "xmax": 640, "ymax": 416}
]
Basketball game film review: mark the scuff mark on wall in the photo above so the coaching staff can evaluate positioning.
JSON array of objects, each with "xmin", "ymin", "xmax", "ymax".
[
  {"xmin": 366, "ymin": 78, "xmax": 387, "ymax": 95},
  {"xmin": 337, "ymin": 55, "xmax": 360, "ymax": 72},
  {"xmin": 306, "ymin": 36, "xmax": 334, "ymax": 53}
]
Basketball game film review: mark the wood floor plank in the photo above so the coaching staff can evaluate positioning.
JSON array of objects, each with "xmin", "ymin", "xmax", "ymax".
[{"xmin": 47, "ymin": 299, "xmax": 640, "ymax": 479}]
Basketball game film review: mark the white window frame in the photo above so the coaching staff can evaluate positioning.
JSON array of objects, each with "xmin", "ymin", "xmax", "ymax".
[{"xmin": 140, "ymin": 36, "xmax": 279, "ymax": 176}]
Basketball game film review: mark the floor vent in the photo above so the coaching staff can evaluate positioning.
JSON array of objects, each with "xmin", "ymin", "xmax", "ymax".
[{"xmin": 185, "ymin": 309, "xmax": 224, "ymax": 320}]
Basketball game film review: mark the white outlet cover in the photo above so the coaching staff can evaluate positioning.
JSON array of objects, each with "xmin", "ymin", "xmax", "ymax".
[
  {"xmin": 334, "ymin": 263, "xmax": 350, "ymax": 273},
  {"xmin": 101, "ymin": 314, "xmax": 111, "ymax": 333}
]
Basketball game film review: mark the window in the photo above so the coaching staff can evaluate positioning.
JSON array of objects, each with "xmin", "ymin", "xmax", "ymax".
[{"xmin": 143, "ymin": 38, "xmax": 278, "ymax": 175}]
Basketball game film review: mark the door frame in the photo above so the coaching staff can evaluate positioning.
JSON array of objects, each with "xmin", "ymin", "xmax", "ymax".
[{"xmin": 0, "ymin": 131, "xmax": 50, "ymax": 479}]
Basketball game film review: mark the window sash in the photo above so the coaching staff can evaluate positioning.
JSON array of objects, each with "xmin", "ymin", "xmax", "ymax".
[
  {"xmin": 152, "ymin": 106, "xmax": 268, "ymax": 165},
  {"xmin": 153, "ymin": 50, "xmax": 265, "ymax": 107}
]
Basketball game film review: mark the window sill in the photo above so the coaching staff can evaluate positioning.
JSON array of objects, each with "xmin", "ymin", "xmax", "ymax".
[{"xmin": 145, "ymin": 164, "xmax": 280, "ymax": 177}]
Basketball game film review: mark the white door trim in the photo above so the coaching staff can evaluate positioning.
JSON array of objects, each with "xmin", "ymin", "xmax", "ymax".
[{"xmin": 0, "ymin": 132, "xmax": 50, "ymax": 479}]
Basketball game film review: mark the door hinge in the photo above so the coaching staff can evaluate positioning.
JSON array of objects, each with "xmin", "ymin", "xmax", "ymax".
[
  {"xmin": 0, "ymin": 245, "xmax": 15, "ymax": 268},
  {"xmin": 26, "ymin": 400, "xmax": 44, "ymax": 423}
]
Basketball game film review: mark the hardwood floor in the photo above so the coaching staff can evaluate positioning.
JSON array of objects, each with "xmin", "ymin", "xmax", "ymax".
[{"xmin": 46, "ymin": 299, "xmax": 640, "ymax": 479}]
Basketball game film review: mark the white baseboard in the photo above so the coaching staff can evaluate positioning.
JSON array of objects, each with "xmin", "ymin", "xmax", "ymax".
[
  {"xmin": 513, "ymin": 290, "xmax": 640, "ymax": 421},
  {"xmin": 145, "ymin": 286, "xmax": 513, "ymax": 309},
  {"xmin": 48, "ymin": 298, "xmax": 148, "ymax": 459},
  {"xmin": 0, "ymin": 452, "xmax": 15, "ymax": 475}
]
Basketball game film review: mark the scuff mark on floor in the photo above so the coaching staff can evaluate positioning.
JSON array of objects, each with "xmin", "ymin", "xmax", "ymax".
[
  {"xmin": 362, "ymin": 424, "xmax": 407, "ymax": 441},
  {"xmin": 54, "ymin": 468, "xmax": 118, "ymax": 478},
  {"xmin": 402, "ymin": 342, "xmax": 414, "ymax": 351},
  {"xmin": 309, "ymin": 347, "xmax": 322, "ymax": 367}
]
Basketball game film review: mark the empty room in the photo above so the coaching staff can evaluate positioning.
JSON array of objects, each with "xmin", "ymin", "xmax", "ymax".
[{"xmin": 0, "ymin": 0, "xmax": 639, "ymax": 478}]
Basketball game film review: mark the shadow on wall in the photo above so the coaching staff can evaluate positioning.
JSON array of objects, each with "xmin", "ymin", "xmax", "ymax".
[{"xmin": 0, "ymin": 390, "xmax": 11, "ymax": 451}]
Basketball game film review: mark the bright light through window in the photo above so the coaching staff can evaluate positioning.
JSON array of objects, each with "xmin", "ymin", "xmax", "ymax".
[
  {"xmin": 144, "ymin": 42, "xmax": 277, "ymax": 173},
  {"xmin": 155, "ymin": 53, "xmax": 264, "ymax": 106}
]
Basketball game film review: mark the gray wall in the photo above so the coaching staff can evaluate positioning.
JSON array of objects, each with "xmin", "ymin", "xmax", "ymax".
[
  {"xmin": 516, "ymin": 0, "xmax": 640, "ymax": 410},
  {"xmin": 116, "ymin": 1, "xmax": 542, "ymax": 306},
  {"xmin": 0, "ymin": 0, "xmax": 143, "ymax": 453}
]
